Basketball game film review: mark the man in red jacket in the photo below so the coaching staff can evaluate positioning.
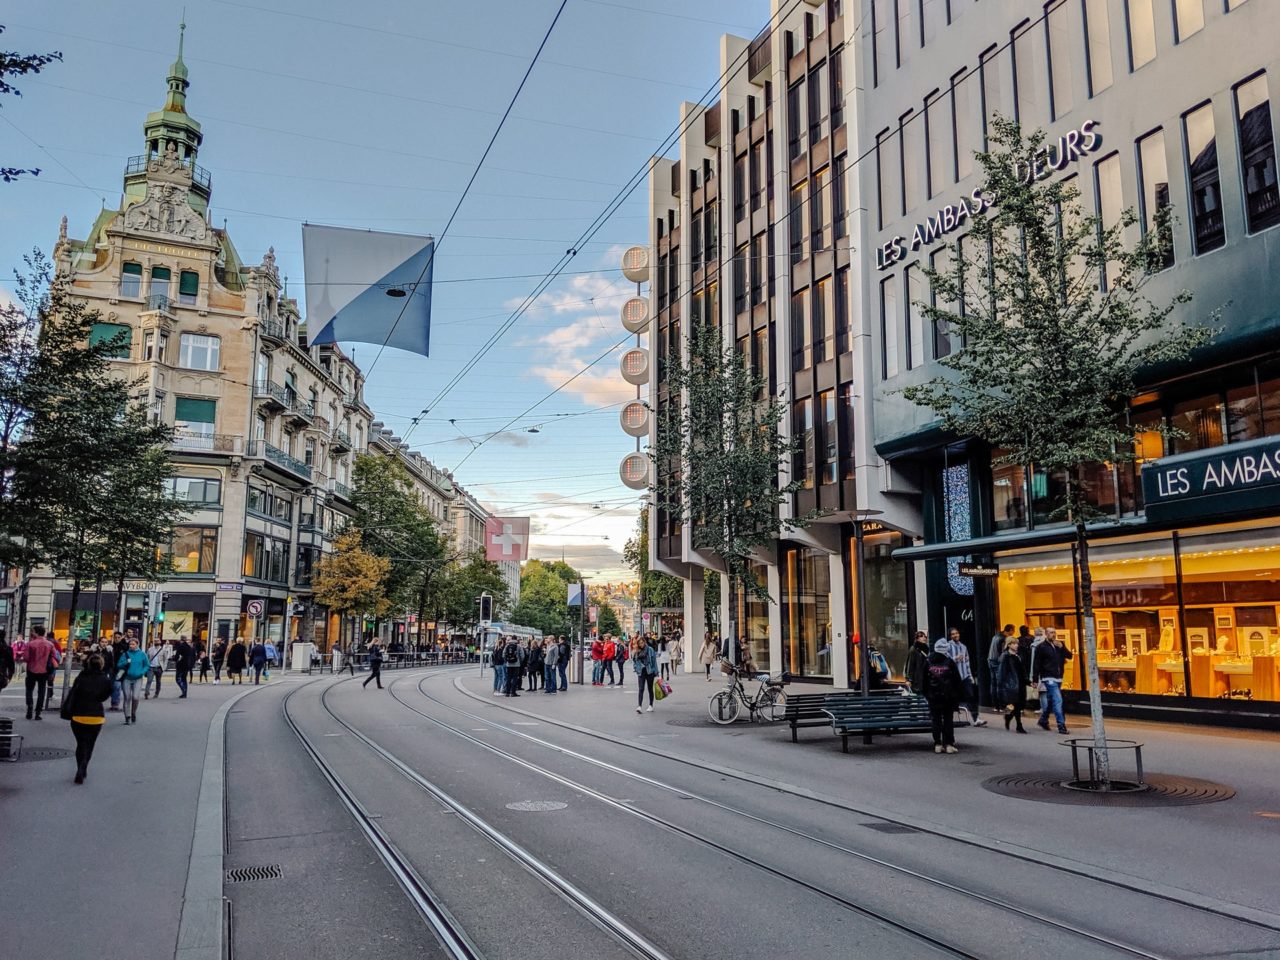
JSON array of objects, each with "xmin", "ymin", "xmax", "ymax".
[
  {"xmin": 590, "ymin": 636, "xmax": 605, "ymax": 685},
  {"xmin": 24, "ymin": 625, "xmax": 61, "ymax": 720},
  {"xmin": 602, "ymin": 635, "xmax": 617, "ymax": 686}
]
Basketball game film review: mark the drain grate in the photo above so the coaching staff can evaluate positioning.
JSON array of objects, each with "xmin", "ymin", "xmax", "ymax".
[
  {"xmin": 665, "ymin": 717, "xmax": 717, "ymax": 728},
  {"xmin": 860, "ymin": 821, "xmax": 921, "ymax": 835},
  {"xmin": 982, "ymin": 772, "xmax": 1235, "ymax": 807},
  {"xmin": 226, "ymin": 864, "xmax": 283, "ymax": 884},
  {"xmin": 15, "ymin": 747, "xmax": 72, "ymax": 763}
]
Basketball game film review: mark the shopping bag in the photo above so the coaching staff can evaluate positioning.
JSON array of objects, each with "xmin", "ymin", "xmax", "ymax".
[
  {"xmin": 654, "ymin": 682, "xmax": 666, "ymax": 701},
  {"xmin": 657, "ymin": 677, "xmax": 673, "ymax": 698}
]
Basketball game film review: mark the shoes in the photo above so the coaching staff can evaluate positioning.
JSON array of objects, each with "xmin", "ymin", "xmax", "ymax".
[
  {"xmin": 972, "ymin": 718, "xmax": 988, "ymax": 727},
  {"xmin": 635, "ymin": 706, "xmax": 642, "ymax": 714},
  {"xmin": 123, "ymin": 717, "xmax": 130, "ymax": 725},
  {"xmin": 1016, "ymin": 727, "xmax": 1027, "ymax": 734},
  {"xmin": 108, "ymin": 706, "xmax": 120, "ymax": 712},
  {"xmin": 33, "ymin": 714, "xmax": 41, "ymax": 721},
  {"xmin": 494, "ymin": 691, "xmax": 502, "ymax": 696},
  {"xmin": 646, "ymin": 706, "xmax": 654, "ymax": 712},
  {"xmin": 1004, "ymin": 714, "xmax": 1013, "ymax": 730},
  {"xmin": 934, "ymin": 744, "xmax": 944, "ymax": 754},
  {"xmin": 25, "ymin": 709, "xmax": 31, "ymax": 720},
  {"xmin": 214, "ymin": 679, "xmax": 220, "ymax": 684},
  {"xmin": 180, "ymin": 694, "xmax": 187, "ymax": 699},
  {"xmin": 1037, "ymin": 719, "xmax": 1050, "ymax": 731},
  {"xmin": 74, "ymin": 773, "xmax": 84, "ymax": 784},
  {"xmin": 1058, "ymin": 726, "xmax": 1070, "ymax": 734},
  {"xmin": 945, "ymin": 745, "xmax": 959, "ymax": 754}
]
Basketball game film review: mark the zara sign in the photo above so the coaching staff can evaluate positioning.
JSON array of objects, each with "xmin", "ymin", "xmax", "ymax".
[{"xmin": 875, "ymin": 120, "xmax": 1102, "ymax": 271}]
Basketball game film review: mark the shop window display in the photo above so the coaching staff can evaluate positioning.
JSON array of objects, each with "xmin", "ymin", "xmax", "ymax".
[
  {"xmin": 731, "ymin": 561, "xmax": 771, "ymax": 674},
  {"xmin": 782, "ymin": 546, "xmax": 832, "ymax": 678}
]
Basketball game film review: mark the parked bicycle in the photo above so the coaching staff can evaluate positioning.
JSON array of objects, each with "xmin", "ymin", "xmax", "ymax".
[{"xmin": 708, "ymin": 659, "xmax": 790, "ymax": 724}]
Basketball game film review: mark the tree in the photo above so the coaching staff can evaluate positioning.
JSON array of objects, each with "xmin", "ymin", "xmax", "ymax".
[
  {"xmin": 596, "ymin": 601, "xmax": 621, "ymax": 636},
  {"xmin": 652, "ymin": 323, "xmax": 809, "ymax": 651},
  {"xmin": 1, "ymin": 27, "xmax": 62, "ymax": 182},
  {"xmin": 313, "ymin": 530, "xmax": 391, "ymax": 650},
  {"xmin": 901, "ymin": 117, "xmax": 1214, "ymax": 788},
  {"xmin": 623, "ymin": 506, "xmax": 684, "ymax": 609},
  {"xmin": 511, "ymin": 558, "xmax": 580, "ymax": 638},
  {"xmin": 434, "ymin": 550, "xmax": 509, "ymax": 635}
]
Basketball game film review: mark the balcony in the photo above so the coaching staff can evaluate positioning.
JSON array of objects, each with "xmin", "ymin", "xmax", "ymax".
[
  {"xmin": 284, "ymin": 392, "xmax": 314, "ymax": 427},
  {"xmin": 748, "ymin": 26, "xmax": 772, "ymax": 85},
  {"xmin": 125, "ymin": 154, "xmax": 212, "ymax": 190},
  {"xmin": 251, "ymin": 440, "xmax": 312, "ymax": 483},
  {"xmin": 145, "ymin": 292, "xmax": 175, "ymax": 316},
  {"xmin": 329, "ymin": 479, "xmax": 352, "ymax": 502},
  {"xmin": 342, "ymin": 392, "xmax": 360, "ymax": 410},
  {"xmin": 331, "ymin": 429, "xmax": 352, "ymax": 453},
  {"xmin": 309, "ymin": 415, "xmax": 331, "ymax": 435},
  {"xmin": 172, "ymin": 431, "xmax": 243, "ymax": 455},
  {"xmin": 259, "ymin": 316, "xmax": 286, "ymax": 345},
  {"xmin": 254, "ymin": 380, "xmax": 288, "ymax": 411}
]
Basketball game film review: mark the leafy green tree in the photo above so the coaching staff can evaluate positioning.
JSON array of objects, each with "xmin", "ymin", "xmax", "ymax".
[
  {"xmin": 1, "ymin": 27, "xmax": 62, "ymax": 181},
  {"xmin": 596, "ymin": 601, "xmax": 621, "ymax": 636},
  {"xmin": 434, "ymin": 550, "xmax": 509, "ymax": 635},
  {"xmin": 511, "ymin": 558, "xmax": 581, "ymax": 637},
  {"xmin": 652, "ymin": 323, "xmax": 808, "ymax": 652},
  {"xmin": 313, "ymin": 530, "xmax": 391, "ymax": 650},
  {"xmin": 902, "ymin": 117, "xmax": 1214, "ymax": 787}
]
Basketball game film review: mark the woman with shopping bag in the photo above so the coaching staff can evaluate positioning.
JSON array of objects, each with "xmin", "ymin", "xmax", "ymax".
[{"xmin": 632, "ymin": 635, "xmax": 659, "ymax": 714}]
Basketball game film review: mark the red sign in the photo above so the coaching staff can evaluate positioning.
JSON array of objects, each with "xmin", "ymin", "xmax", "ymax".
[{"xmin": 485, "ymin": 516, "xmax": 530, "ymax": 563}]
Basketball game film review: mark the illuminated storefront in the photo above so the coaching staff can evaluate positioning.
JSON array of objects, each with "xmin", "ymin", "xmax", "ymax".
[{"xmin": 730, "ymin": 561, "xmax": 772, "ymax": 674}]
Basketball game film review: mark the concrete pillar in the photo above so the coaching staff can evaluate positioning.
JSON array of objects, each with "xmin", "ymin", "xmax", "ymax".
[
  {"xmin": 682, "ymin": 575, "xmax": 705, "ymax": 673},
  {"xmin": 829, "ymin": 552, "xmax": 850, "ymax": 689}
]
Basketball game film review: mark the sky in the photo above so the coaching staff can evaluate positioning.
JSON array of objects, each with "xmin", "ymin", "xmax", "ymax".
[{"xmin": 0, "ymin": 0, "xmax": 768, "ymax": 582}]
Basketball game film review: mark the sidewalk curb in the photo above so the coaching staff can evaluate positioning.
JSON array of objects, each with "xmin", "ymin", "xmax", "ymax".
[{"xmin": 450, "ymin": 675, "xmax": 1280, "ymax": 932}]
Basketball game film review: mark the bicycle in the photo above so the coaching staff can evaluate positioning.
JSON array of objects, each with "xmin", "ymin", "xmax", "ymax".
[{"xmin": 708, "ymin": 659, "xmax": 790, "ymax": 724}]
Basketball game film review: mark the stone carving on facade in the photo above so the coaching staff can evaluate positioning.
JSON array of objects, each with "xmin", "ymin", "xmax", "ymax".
[
  {"xmin": 122, "ymin": 182, "xmax": 211, "ymax": 242},
  {"xmin": 144, "ymin": 141, "xmax": 194, "ymax": 187},
  {"xmin": 53, "ymin": 215, "xmax": 70, "ymax": 259}
]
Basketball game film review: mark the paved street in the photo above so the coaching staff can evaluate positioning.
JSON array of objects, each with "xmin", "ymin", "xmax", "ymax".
[{"xmin": 7, "ymin": 664, "xmax": 1280, "ymax": 960}]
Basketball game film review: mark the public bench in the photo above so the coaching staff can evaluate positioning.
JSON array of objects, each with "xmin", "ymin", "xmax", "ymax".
[
  {"xmin": 782, "ymin": 691, "xmax": 869, "ymax": 742},
  {"xmin": 822, "ymin": 693, "xmax": 949, "ymax": 752}
]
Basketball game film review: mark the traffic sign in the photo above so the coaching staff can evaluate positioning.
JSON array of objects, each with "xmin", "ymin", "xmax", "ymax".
[
  {"xmin": 246, "ymin": 599, "xmax": 264, "ymax": 618},
  {"xmin": 642, "ymin": 612, "xmax": 651, "ymax": 625}
]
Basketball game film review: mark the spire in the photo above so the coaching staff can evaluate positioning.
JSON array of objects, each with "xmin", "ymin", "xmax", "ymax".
[{"xmin": 164, "ymin": 18, "xmax": 190, "ymax": 113}]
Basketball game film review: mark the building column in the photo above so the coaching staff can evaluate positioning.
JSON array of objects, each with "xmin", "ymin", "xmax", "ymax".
[
  {"xmin": 766, "ymin": 564, "xmax": 783, "ymax": 675},
  {"xmin": 682, "ymin": 575, "xmax": 704, "ymax": 672},
  {"xmin": 829, "ymin": 552, "xmax": 851, "ymax": 689}
]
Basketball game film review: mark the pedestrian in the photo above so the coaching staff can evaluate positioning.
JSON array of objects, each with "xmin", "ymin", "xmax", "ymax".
[
  {"xmin": 988, "ymin": 624, "xmax": 1015, "ymax": 712},
  {"xmin": 226, "ymin": 637, "xmax": 248, "ymax": 684},
  {"xmin": 197, "ymin": 642, "xmax": 210, "ymax": 683},
  {"xmin": 144, "ymin": 639, "xmax": 169, "ymax": 698},
  {"xmin": 116, "ymin": 637, "xmax": 150, "ymax": 725},
  {"xmin": 109, "ymin": 632, "xmax": 129, "ymax": 709},
  {"xmin": 210, "ymin": 637, "xmax": 226, "ymax": 683},
  {"xmin": 941, "ymin": 627, "xmax": 986, "ymax": 726},
  {"xmin": 23, "ymin": 625, "xmax": 61, "ymax": 721},
  {"xmin": 62, "ymin": 653, "xmax": 112, "ymax": 783},
  {"xmin": 543, "ymin": 638, "xmax": 559, "ymax": 695},
  {"xmin": 491, "ymin": 637, "xmax": 507, "ymax": 696},
  {"xmin": 362, "ymin": 639, "xmax": 384, "ymax": 690},
  {"xmin": 669, "ymin": 632, "xmax": 684, "ymax": 675},
  {"xmin": 12, "ymin": 634, "xmax": 27, "ymax": 678},
  {"xmin": 527, "ymin": 639, "xmax": 543, "ymax": 691},
  {"xmin": 503, "ymin": 638, "xmax": 525, "ymax": 697},
  {"xmin": 613, "ymin": 633, "xmax": 627, "ymax": 685},
  {"xmin": 0, "ymin": 634, "xmax": 14, "ymax": 694},
  {"xmin": 905, "ymin": 631, "xmax": 931, "ymax": 695},
  {"xmin": 249, "ymin": 639, "xmax": 268, "ymax": 685},
  {"xmin": 264, "ymin": 639, "xmax": 279, "ymax": 679},
  {"xmin": 1032, "ymin": 627, "xmax": 1072, "ymax": 734},
  {"xmin": 590, "ymin": 634, "xmax": 605, "ymax": 685},
  {"xmin": 632, "ymin": 635, "xmax": 658, "ymax": 713},
  {"xmin": 924, "ymin": 639, "xmax": 964, "ymax": 754},
  {"xmin": 174, "ymin": 635, "xmax": 195, "ymax": 698},
  {"xmin": 1016, "ymin": 625, "xmax": 1034, "ymax": 673},
  {"xmin": 996, "ymin": 635, "xmax": 1029, "ymax": 733},
  {"xmin": 699, "ymin": 634, "xmax": 718, "ymax": 681},
  {"xmin": 657, "ymin": 636, "xmax": 671, "ymax": 682},
  {"xmin": 601, "ymin": 634, "xmax": 617, "ymax": 686},
  {"xmin": 557, "ymin": 635, "xmax": 570, "ymax": 691}
]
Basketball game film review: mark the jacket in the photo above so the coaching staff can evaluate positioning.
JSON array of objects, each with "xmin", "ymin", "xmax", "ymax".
[
  {"xmin": 631, "ymin": 643, "xmax": 658, "ymax": 676},
  {"xmin": 226, "ymin": 642, "xmax": 248, "ymax": 671},
  {"xmin": 590, "ymin": 639, "xmax": 605, "ymax": 661},
  {"xmin": 996, "ymin": 650, "xmax": 1028, "ymax": 708},
  {"xmin": 602, "ymin": 640, "xmax": 616, "ymax": 660},
  {"xmin": 943, "ymin": 638, "xmax": 973, "ymax": 682},
  {"xmin": 923, "ymin": 652, "xmax": 963, "ymax": 705},
  {"xmin": 368, "ymin": 645, "xmax": 383, "ymax": 664},
  {"xmin": 558, "ymin": 640, "xmax": 571, "ymax": 664},
  {"xmin": 905, "ymin": 642, "xmax": 931, "ymax": 694},
  {"xmin": 698, "ymin": 639, "xmax": 718, "ymax": 665},
  {"xmin": 25, "ymin": 636, "xmax": 60, "ymax": 675},
  {"xmin": 249, "ymin": 643, "xmax": 268, "ymax": 666},
  {"xmin": 67, "ymin": 668, "xmax": 113, "ymax": 719},
  {"xmin": 1031, "ymin": 640, "xmax": 1072, "ymax": 682},
  {"xmin": 211, "ymin": 640, "xmax": 228, "ymax": 663},
  {"xmin": 175, "ymin": 641, "xmax": 195, "ymax": 670},
  {"xmin": 987, "ymin": 633, "xmax": 1009, "ymax": 666},
  {"xmin": 118, "ymin": 648, "xmax": 151, "ymax": 680},
  {"xmin": 528, "ymin": 644, "xmax": 544, "ymax": 669},
  {"xmin": 543, "ymin": 643, "xmax": 560, "ymax": 668}
]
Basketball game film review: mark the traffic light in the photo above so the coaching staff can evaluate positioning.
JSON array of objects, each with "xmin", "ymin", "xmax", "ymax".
[
  {"xmin": 157, "ymin": 592, "xmax": 170, "ymax": 622},
  {"xmin": 478, "ymin": 593, "xmax": 493, "ymax": 623}
]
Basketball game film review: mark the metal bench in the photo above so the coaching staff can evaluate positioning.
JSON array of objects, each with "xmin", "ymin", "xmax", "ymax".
[
  {"xmin": 781, "ymin": 690, "xmax": 879, "ymax": 742},
  {"xmin": 822, "ymin": 693, "xmax": 939, "ymax": 752}
]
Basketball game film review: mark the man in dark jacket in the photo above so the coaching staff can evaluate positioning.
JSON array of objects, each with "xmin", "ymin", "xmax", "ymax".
[
  {"xmin": 503, "ymin": 639, "xmax": 525, "ymax": 697},
  {"xmin": 557, "ymin": 636, "xmax": 571, "ymax": 690},
  {"xmin": 249, "ymin": 640, "xmax": 268, "ymax": 685},
  {"xmin": 924, "ymin": 639, "xmax": 964, "ymax": 754},
  {"xmin": 1032, "ymin": 627, "xmax": 1072, "ymax": 734},
  {"xmin": 110, "ymin": 632, "xmax": 130, "ymax": 709},
  {"xmin": 987, "ymin": 624, "xmax": 1015, "ymax": 711},
  {"xmin": 362, "ymin": 639, "xmax": 384, "ymax": 690},
  {"xmin": 905, "ymin": 632, "xmax": 931, "ymax": 695},
  {"xmin": 174, "ymin": 636, "xmax": 195, "ymax": 698}
]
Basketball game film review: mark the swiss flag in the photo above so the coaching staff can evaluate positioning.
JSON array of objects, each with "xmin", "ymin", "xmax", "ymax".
[{"xmin": 485, "ymin": 516, "xmax": 530, "ymax": 563}]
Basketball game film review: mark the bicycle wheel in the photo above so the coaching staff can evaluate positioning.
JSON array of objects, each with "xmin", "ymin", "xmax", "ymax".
[
  {"xmin": 708, "ymin": 690, "xmax": 741, "ymax": 724},
  {"xmin": 763, "ymin": 688, "xmax": 787, "ymax": 722}
]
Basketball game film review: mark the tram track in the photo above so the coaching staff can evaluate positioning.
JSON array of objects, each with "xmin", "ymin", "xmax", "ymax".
[{"xmin": 449, "ymin": 674, "xmax": 1280, "ymax": 936}]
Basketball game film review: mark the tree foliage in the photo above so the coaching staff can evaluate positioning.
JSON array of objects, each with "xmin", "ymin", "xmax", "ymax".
[
  {"xmin": 1, "ymin": 27, "xmax": 63, "ymax": 182},
  {"xmin": 901, "ymin": 117, "xmax": 1214, "ymax": 785},
  {"xmin": 511, "ymin": 558, "xmax": 581, "ymax": 637},
  {"xmin": 313, "ymin": 530, "xmax": 391, "ymax": 626},
  {"xmin": 595, "ymin": 601, "xmax": 621, "ymax": 636},
  {"xmin": 432, "ymin": 550, "xmax": 509, "ymax": 632}
]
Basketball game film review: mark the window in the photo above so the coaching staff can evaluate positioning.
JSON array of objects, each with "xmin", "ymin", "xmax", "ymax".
[
  {"xmin": 691, "ymin": 217, "xmax": 703, "ymax": 273},
  {"xmin": 812, "ymin": 167, "xmax": 832, "ymax": 252},
  {"xmin": 1235, "ymin": 73, "xmax": 1280, "ymax": 233},
  {"xmin": 894, "ymin": 0, "xmax": 910, "ymax": 68},
  {"xmin": 175, "ymin": 397, "xmax": 216, "ymax": 438},
  {"xmin": 1012, "ymin": 21, "xmax": 1043, "ymax": 125},
  {"xmin": 657, "ymin": 254, "xmax": 669, "ymax": 309},
  {"xmin": 992, "ymin": 456, "xmax": 1029, "ymax": 530},
  {"xmin": 752, "ymin": 329, "xmax": 768, "ymax": 396},
  {"xmin": 669, "ymin": 247, "xmax": 679, "ymax": 302},
  {"xmin": 1183, "ymin": 103, "xmax": 1226, "ymax": 253},
  {"xmin": 120, "ymin": 262, "xmax": 143, "ymax": 298},
  {"xmin": 835, "ymin": 267, "xmax": 850, "ymax": 355},
  {"xmin": 920, "ymin": 0, "xmax": 944, "ymax": 44},
  {"xmin": 808, "ymin": 62, "xmax": 828, "ymax": 145},
  {"xmin": 750, "ymin": 142, "xmax": 764, "ymax": 211},
  {"xmin": 1094, "ymin": 152, "xmax": 1124, "ymax": 288},
  {"xmin": 304, "ymin": 437, "xmax": 315, "ymax": 467},
  {"xmin": 979, "ymin": 46, "xmax": 1007, "ymax": 149},
  {"xmin": 871, "ymin": 0, "xmax": 888, "ymax": 86},
  {"xmin": 704, "ymin": 202, "xmax": 718, "ymax": 265},
  {"xmin": 1046, "ymin": 0, "xmax": 1075, "ymax": 120},
  {"xmin": 150, "ymin": 265, "xmax": 172, "ymax": 300},
  {"xmin": 170, "ymin": 526, "xmax": 218, "ymax": 575},
  {"xmin": 906, "ymin": 263, "xmax": 926, "ymax": 369},
  {"xmin": 833, "ymin": 156, "xmax": 848, "ymax": 240},
  {"xmin": 1083, "ymin": 0, "xmax": 1114, "ymax": 95},
  {"xmin": 733, "ymin": 244, "xmax": 748, "ymax": 313},
  {"xmin": 1137, "ymin": 129, "xmax": 1176, "ymax": 268},
  {"xmin": 734, "ymin": 155, "xmax": 747, "ymax": 222},
  {"xmin": 791, "ymin": 289, "xmax": 812, "ymax": 369},
  {"xmin": 830, "ymin": 48, "xmax": 845, "ymax": 129},
  {"xmin": 787, "ymin": 82, "xmax": 804, "ymax": 160},
  {"xmin": 951, "ymin": 70, "xmax": 973, "ymax": 181},
  {"xmin": 89, "ymin": 322, "xmax": 131, "ymax": 359},
  {"xmin": 178, "ymin": 270, "xmax": 199, "ymax": 305},
  {"xmin": 166, "ymin": 477, "xmax": 222, "ymax": 504},
  {"xmin": 256, "ymin": 351, "xmax": 269, "ymax": 387},
  {"xmin": 880, "ymin": 274, "xmax": 900, "ymax": 379},
  {"xmin": 930, "ymin": 245, "xmax": 956, "ymax": 358},
  {"xmin": 900, "ymin": 111, "xmax": 921, "ymax": 214},
  {"xmin": 877, "ymin": 129, "xmax": 899, "ymax": 230},
  {"xmin": 815, "ymin": 278, "xmax": 834, "ymax": 363},
  {"xmin": 242, "ymin": 532, "xmax": 288, "ymax": 583},
  {"xmin": 1125, "ymin": 0, "xmax": 1157, "ymax": 70},
  {"xmin": 839, "ymin": 384, "xmax": 855, "ymax": 479},
  {"xmin": 790, "ymin": 183, "xmax": 807, "ymax": 264},
  {"xmin": 819, "ymin": 390, "xmax": 838, "ymax": 485},
  {"xmin": 1170, "ymin": 395, "xmax": 1225, "ymax": 452},
  {"xmin": 178, "ymin": 333, "xmax": 220, "ymax": 371},
  {"xmin": 926, "ymin": 93, "xmax": 946, "ymax": 198},
  {"xmin": 793, "ymin": 398, "xmax": 815, "ymax": 489},
  {"xmin": 1172, "ymin": 0, "xmax": 1204, "ymax": 42},
  {"xmin": 750, "ymin": 237, "xmax": 763, "ymax": 306}
]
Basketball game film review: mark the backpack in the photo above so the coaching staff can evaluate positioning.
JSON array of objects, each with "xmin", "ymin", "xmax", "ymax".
[{"xmin": 504, "ymin": 644, "xmax": 519, "ymax": 665}]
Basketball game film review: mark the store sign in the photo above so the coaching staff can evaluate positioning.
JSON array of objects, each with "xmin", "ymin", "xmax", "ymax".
[
  {"xmin": 958, "ymin": 562, "xmax": 999, "ymax": 578},
  {"xmin": 1142, "ymin": 437, "xmax": 1280, "ymax": 522},
  {"xmin": 875, "ymin": 120, "xmax": 1102, "ymax": 271}
]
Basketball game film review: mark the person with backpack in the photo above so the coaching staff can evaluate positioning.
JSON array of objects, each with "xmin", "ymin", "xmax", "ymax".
[
  {"xmin": 249, "ymin": 639, "xmax": 268, "ymax": 685},
  {"xmin": 62, "ymin": 653, "xmax": 113, "ymax": 782},
  {"xmin": 362, "ymin": 639, "xmax": 384, "ymax": 690},
  {"xmin": 632, "ymin": 635, "xmax": 658, "ymax": 713},
  {"xmin": 924, "ymin": 639, "xmax": 964, "ymax": 754},
  {"xmin": 109, "ymin": 632, "xmax": 129, "ymax": 709},
  {"xmin": 507, "ymin": 638, "xmax": 527, "ymax": 696},
  {"xmin": 601, "ymin": 635, "xmax": 617, "ymax": 686},
  {"xmin": 526, "ymin": 639, "xmax": 544, "ymax": 691},
  {"xmin": 24, "ymin": 625, "xmax": 62, "ymax": 721},
  {"xmin": 941, "ymin": 627, "xmax": 986, "ymax": 727},
  {"xmin": 116, "ymin": 637, "xmax": 150, "ymax": 725}
]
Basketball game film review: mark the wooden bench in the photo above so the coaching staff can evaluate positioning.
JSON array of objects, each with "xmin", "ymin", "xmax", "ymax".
[
  {"xmin": 822, "ymin": 694, "xmax": 946, "ymax": 752},
  {"xmin": 782, "ymin": 690, "xmax": 900, "ymax": 742}
]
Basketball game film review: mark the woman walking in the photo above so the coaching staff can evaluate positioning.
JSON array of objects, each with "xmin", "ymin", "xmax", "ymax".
[
  {"xmin": 632, "ymin": 635, "xmax": 658, "ymax": 713},
  {"xmin": 997, "ymin": 635, "xmax": 1029, "ymax": 733},
  {"xmin": 211, "ymin": 637, "xmax": 227, "ymax": 683},
  {"xmin": 226, "ymin": 637, "xmax": 248, "ymax": 685},
  {"xmin": 699, "ymin": 634, "xmax": 718, "ymax": 681},
  {"xmin": 657, "ymin": 637, "xmax": 671, "ymax": 682},
  {"xmin": 116, "ymin": 638, "xmax": 150, "ymax": 725},
  {"xmin": 63, "ymin": 654, "xmax": 112, "ymax": 782},
  {"xmin": 197, "ymin": 642, "xmax": 210, "ymax": 684},
  {"xmin": 669, "ymin": 633, "xmax": 684, "ymax": 675}
]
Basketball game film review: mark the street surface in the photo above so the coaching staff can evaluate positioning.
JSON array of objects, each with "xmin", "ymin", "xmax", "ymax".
[{"xmin": 4, "ymin": 664, "xmax": 1280, "ymax": 960}]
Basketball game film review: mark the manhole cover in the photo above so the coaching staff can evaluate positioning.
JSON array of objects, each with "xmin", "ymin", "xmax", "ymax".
[
  {"xmin": 962, "ymin": 760, "xmax": 993, "ymax": 767},
  {"xmin": 982, "ymin": 772, "xmax": 1235, "ymax": 806},
  {"xmin": 666, "ymin": 717, "xmax": 717, "ymax": 728},
  {"xmin": 226, "ymin": 864, "xmax": 283, "ymax": 884},
  {"xmin": 860, "ymin": 821, "xmax": 921, "ymax": 834},
  {"xmin": 505, "ymin": 800, "xmax": 568, "ymax": 812},
  {"xmin": 15, "ymin": 747, "xmax": 73, "ymax": 763}
]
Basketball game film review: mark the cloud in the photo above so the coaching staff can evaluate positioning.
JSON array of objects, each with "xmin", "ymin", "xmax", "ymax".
[{"xmin": 446, "ymin": 430, "xmax": 531, "ymax": 449}]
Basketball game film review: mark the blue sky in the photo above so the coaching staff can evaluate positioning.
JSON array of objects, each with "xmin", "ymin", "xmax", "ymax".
[{"xmin": 0, "ymin": 0, "xmax": 766, "ymax": 581}]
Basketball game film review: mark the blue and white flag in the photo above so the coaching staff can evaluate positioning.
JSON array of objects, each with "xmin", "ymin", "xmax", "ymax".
[{"xmin": 303, "ymin": 224, "xmax": 434, "ymax": 357}]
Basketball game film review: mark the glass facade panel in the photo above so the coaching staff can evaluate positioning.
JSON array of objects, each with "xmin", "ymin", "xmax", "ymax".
[
  {"xmin": 1172, "ymin": 0, "xmax": 1204, "ymax": 42},
  {"xmin": 732, "ymin": 562, "xmax": 771, "ymax": 674},
  {"xmin": 1012, "ymin": 21, "xmax": 1043, "ymax": 126},
  {"xmin": 980, "ymin": 47, "xmax": 1007, "ymax": 149},
  {"xmin": 1235, "ymin": 73, "xmax": 1280, "ymax": 233},
  {"xmin": 1169, "ymin": 395, "xmax": 1225, "ymax": 452},
  {"xmin": 901, "ymin": 111, "xmax": 921, "ymax": 213},
  {"xmin": 782, "ymin": 546, "xmax": 832, "ymax": 679},
  {"xmin": 793, "ymin": 397, "xmax": 815, "ymax": 489},
  {"xmin": 791, "ymin": 289, "xmax": 811, "ymax": 370},
  {"xmin": 926, "ymin": 93, "xmax": 947, "ymax": 198},
  {"xmin": 1184, "ymin": 103, "xmax": 1226, "ymax": 254},
  {"xmin": 1047, "ymin": 0, "xmax": 1075, "ymax": 119},
  {"xmin": 120, "ymin": 262, "xmax": 143, "ymax": 298},
  {"xmin": 819, "ymin": 389, "xmax": 837, "ymax": 485},
  {"xmin": 952, "ymin": 71, "xmax": 973, "ymax": 181},
  {"xmin": 1137, "ymin": 129, "xmax": 1175, "ymax": 269},
  {"xmin": 170, "ymin": 526, "xmax": 217, "ymax": 575},
  {"xmin": 856, "ymin": 531, "xmax": 913, "ymax": 683},
  {"xmin": 906, "ymin": 263, "xmax": 925, "ymax": 369},
  {"xmin": 1094, "ymin": 152, "xmax": 1124, "ymax": 288},
  {"xmin": 877, "ymin": 130, "xmax": 898, "ymax": 230},
  {"xmin": 1083, "ymin": 0, "xmax": 1114, "ymax": 95},
  {"xmin": 992, "ymin": 456, "xmax": 1028, "ymax": 530},
  {"xmin": 1126, "ymin": 0, "xmax": 1157, "ymax": 70},
  {"xmin": 880, "ymin": 274, "xmax": 899, "ymax": 379},
  {"xmin": 814, "ymin": 277, "xmax": 833, "ymax": 363}
]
